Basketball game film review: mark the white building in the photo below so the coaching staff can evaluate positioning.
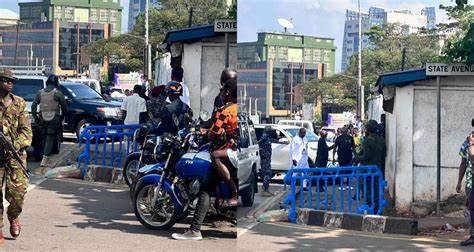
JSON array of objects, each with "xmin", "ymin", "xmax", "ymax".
[
  {"xmin": 376, "ymin": 69, "xmax": 474, "ymax": 213},
  {"xmin": 385, "ymin": 10, "xmax": 427, "ymax": 34},
  {"xmin": 341, "ymin": 6, "xmax": 434, "ymax": 71},
  {"xmin": 160, "ymin": 25, "xmax": 237, "ymax": 115},
  {"xmin": 0, "ymin": 9, "xmax": 19, "ymax": 27}
]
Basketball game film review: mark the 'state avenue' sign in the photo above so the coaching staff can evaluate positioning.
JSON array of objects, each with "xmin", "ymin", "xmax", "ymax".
[{"xmin": 426, "ymin": 63, "xmax": 474, "ymax": 76}]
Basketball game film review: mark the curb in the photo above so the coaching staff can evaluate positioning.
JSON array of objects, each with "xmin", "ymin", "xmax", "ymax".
[{"xmin": 296, "ymin": 208, "xmax": 418, "ymax": 235}]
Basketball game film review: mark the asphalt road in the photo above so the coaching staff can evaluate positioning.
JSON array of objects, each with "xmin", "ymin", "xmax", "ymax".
[{"xmin": 238, "ymin": 222, "xmax": 470, "ymax": 251}]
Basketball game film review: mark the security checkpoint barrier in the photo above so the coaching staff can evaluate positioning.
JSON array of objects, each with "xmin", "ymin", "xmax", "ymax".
[
  {"xmin": 76, "ymin": 124, "xmax": 141, "ymax": 177},
  {"xmin": 283, "ymin": 166, "xmax": 388, "ymax": 223}
]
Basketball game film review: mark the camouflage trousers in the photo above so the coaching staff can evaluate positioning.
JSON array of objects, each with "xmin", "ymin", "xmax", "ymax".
[
  {"xmin": 0, "ymin": 156, "xmax": 28, "ymax": 227},
  {"xmin": 261, "ymin": 158, "xmax": 272, "ymax": 190}
]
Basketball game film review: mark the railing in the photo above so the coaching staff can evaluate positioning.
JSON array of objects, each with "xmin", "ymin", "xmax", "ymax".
[
  {"xmin": 76, "ymin": 124, "xmax": 141, "ymax": 177},
  {"xmin": 283, "ymin": 166, "xmax": 388, "ymax": 223}
]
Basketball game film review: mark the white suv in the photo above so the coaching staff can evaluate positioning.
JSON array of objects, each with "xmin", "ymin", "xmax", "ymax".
[
  {"xmin": 255, "ymin": 124, "xmax": 336, "ymax": 173},
  {"xmin": 237, "ymin": 115, "xmax": 260, "ymax": 207}
]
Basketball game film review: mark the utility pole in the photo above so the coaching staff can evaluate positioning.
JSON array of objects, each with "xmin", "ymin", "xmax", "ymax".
[
  {"xmin": 145, "ymin": 0, "xmax": 151, "ymax": 79},
  {"xmin": 358, "ymin": 0, "xmax": 364, "ymax": 120},
  {"xmin": 188, "ymin": 7, "xmax": 193, "ymax": 28},
  {"xmin": 401, "ymin": 47, "xmax": 406, "ymax": 71},
  {"xmin": 76, "ymin": 22, "xmax": 80, "ymax": 76},
  {"xmin": 290, "ymin": 62, "xmax": 294, "ymax": 119},
  {"xmin": 14, "ymin": 20, "xmax": 20, "ymax": 66}
]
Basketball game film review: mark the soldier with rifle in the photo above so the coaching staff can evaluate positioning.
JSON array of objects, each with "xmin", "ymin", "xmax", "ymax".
[{"xmin": 0, "ymin": 69, "xmax": 33, "ymax": 243}]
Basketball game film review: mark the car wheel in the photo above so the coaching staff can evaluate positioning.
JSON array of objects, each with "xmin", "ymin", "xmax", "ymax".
[
  {"xmin": 76, "ymin": 119, "xmax": 95, "ymax": 141},
  {"xmin": 240, "ymin": 170, "xmax": 256, "ymax": 207}
]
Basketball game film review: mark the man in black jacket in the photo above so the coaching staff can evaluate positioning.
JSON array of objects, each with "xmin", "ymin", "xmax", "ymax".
[{"xmin": 155, "ymin": 81, "xmax": 192, "ymax": 136}]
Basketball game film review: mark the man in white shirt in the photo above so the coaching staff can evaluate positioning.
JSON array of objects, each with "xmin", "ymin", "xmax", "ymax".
[
  {"xmin": 121, "ymin": 85, "xmax": 147, "ymax": 125},
  {"xmin": 290, "ymin": 127, "xmax": 309, "ymax": 190},
  {"xmin": 167, "ymin": 67, "xmax": 190, "ymax": 106}
]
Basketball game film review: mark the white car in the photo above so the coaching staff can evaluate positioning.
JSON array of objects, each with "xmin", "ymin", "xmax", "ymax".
[{"xmin": 255, "ymin": 124, "xmax": 336, "ymax": 173}]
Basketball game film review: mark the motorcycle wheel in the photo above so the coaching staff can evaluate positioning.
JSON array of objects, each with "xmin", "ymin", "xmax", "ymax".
[
  {"xmin": 123, "ymin": 153, "xmax": 142, "ymax": 187},
  {"xmin": 133, "ymin": 183, "xmax": 178, "ymax": 230}
]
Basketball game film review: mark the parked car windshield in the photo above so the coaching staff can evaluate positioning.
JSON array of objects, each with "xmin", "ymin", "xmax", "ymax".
[
  {"xmin": 63, "ymin": 84, "xmax": 103, "ymax": 100},
  {"xmin": 12, "ymin": 78, "xmax": 44, "ymax": 101},
  {"xmin": 285, "ymin": 128, "xmax": 319, "ymax": 142}
]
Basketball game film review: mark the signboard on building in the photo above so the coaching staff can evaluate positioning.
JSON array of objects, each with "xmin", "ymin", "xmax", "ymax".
[
  {"xmin": 426, "ymin": 63, "xmax": 474, "ymax": 76},
  {"xmin": 214, "ymin": 19, "xmax": 237, "ymax": 33}
]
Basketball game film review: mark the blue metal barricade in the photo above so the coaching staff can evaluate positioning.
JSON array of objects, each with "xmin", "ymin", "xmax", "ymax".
[
  {"xmin": 283, "ymin": 166, "xmax": 388, "ymax": 223},
  {"xmin": 76, "ymin": 124, "xmax": 141, "ymax": 177}
]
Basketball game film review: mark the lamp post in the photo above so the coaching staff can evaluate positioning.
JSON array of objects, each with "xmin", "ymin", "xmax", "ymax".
[
  {"xmin": 145, "ymin": 0, "xmax": 152, "ymax": 79},
  {"xmin": 358, "ymin": 0, "xmax": 364, "ymax": 120}
]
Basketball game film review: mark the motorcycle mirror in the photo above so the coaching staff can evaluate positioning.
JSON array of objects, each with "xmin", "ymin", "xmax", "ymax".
[{"xmin": 200, "ymin": 110, "xmax": 210, "ymax": 121}]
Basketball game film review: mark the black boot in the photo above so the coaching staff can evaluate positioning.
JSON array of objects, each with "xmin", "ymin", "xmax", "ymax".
[{"xmin": 460, "ymin": 236, "xmax": 474, "ymax": 246}]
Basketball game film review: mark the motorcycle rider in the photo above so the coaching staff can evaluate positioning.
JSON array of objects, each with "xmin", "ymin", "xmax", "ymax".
[
  {"xmin": 172, "ymin": 78, "xmax": 238, "ymax": 241},
  {"xmin": 31, "ymin": 74, "xmax": 67, "ymax": 169},
  {"xmin": 154, "ymin": 81, "xmax": 192, "ymax": 136}
]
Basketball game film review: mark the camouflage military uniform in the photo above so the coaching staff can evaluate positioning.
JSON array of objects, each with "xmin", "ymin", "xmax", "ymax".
[
  {"xmin": 258, "ymin": 132, "xmax": 272, "ymax": 190},
  {"xmin": 0, "ymin": 93, "xmax": 32, "ymax": 228}
]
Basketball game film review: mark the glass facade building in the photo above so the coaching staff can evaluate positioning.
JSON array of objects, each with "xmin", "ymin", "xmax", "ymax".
[
  {"xmin": 0, "ymin": 21, "xmax": 109, "ymax": 75},
  {"xmin": 422, "ymin": 7, "xmax": 436, "ymax": 29},
  {"xmin": 128, "ymin": 0, "xmax": 162, "ymax": 31},
  {"xmin": 341, "ymin": 6, "xmax": 436, "ymax": 70},
  {"xmin": 238, "ymin": 61, "xmax": 318, "ymax": 122},
  {"xmin": 19, "ymin": 0, "xmax": 122, "ymax": 36}
]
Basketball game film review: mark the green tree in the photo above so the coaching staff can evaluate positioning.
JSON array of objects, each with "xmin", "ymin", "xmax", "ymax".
[
  {"xmin": 85, "ymin": 0, "xmax": 232, "ymax": 76},
  {"xmin": 438, "ymin": 4, "xmax": 474, "ymax": 64},
  {"xmin": 302, "ymin": 23, "xmax": 439, "ymax": 114}
]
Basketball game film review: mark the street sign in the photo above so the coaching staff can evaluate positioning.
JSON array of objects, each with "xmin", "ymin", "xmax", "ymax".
[
  {"xmin": 214, "ymin": 19, "xmax": 237, "ymax": 33},
  {"xmin": 426, "ymin": 63, "xmax": 474, "ymax": 76}
]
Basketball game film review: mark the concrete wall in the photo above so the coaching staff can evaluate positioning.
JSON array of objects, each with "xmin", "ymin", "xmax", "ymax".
[
  {"xmin": 181, "ymin": 35, "xmax": 237, "ymax": 116},
  {"xmin": 387, "ymin": 76, "xmax": 474, "ymax": 212}
]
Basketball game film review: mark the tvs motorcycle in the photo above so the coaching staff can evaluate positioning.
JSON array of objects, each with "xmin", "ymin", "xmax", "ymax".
[{"xmin": 132, "ymin": 130, "xmax": 236, "ymax": 230}]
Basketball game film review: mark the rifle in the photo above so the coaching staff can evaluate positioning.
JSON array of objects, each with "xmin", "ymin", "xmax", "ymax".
[{"xmin": 0, "ymin": 132, "xmax": 29, "ymax": 178}]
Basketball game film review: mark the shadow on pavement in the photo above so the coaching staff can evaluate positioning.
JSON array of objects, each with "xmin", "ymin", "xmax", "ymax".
[
  {"xmin": 36, "ymin": 178, "xmax": 236, "ymax": 239},
  {"xmin": 239, "ymin": 222, "xmax": 467, "ymax": 251}
]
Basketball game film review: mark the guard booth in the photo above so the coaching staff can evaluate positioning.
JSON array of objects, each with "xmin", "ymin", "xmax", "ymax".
[
  {"xmin": 158, "ymin": 20, "xmax": 237, "ymax": 117},
  {"xmin": 376, "ymin": 66, "xmax": 474, "ymax": 213}
]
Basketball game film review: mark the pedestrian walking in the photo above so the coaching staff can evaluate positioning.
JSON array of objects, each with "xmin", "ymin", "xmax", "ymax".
[
  {"xmin": 259, "ymin": 125, "xmax": 274, "ymax": 197},
  {"xmin": 31, "ymin": 74, "xmax": 67, "ymax": 168},
  {"xmin": 121, "ymin": 85, "xmax": 147, "ymax": 125},
  {"xmin": 458, "ymin": 122, "xmax": 474, "ymax": 246},
  {"xmin": 332, "ymin": 127, "xmax": 356, "ymax": 190},
  {"xmin": 354, "ymin": 120, "xmax": 386, "ymax": 213},
  {"xmin": 0, "ymin": 69, "xmax": 33, "ymax": 242},
  {"xmin": 290, "ymin": 128, "xmax": 309, "ymax": 190}
]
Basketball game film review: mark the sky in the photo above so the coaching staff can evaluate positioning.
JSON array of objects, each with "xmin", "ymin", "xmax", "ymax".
[
  {"xmin": 3, "ymin": 0, "xmax": 457, "ymax": 71},
  {"xmin": 238, "ymin": 0, "xmax": 454, "ymax": 72},
  {"xmin": 3, "ymin": 0, "xmax": 131, "ymax": 33}
]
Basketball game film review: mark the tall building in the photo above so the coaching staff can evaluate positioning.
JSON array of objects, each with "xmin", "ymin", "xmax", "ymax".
[
  {"xmin": 422, "ymin": 6, "xmax": 436, "ymax": 29},
  {"xmin": 238, "ymin": 32, "xmax": 336, "ymax": 122},
  {"xmin": 0, "ymin": 20, "xmax": 111, "ymax": 75},
  {"xmin": 128, "ymin": 0, "xmax": 162, "ymax": 31},
  {"xmin": 341, "ymin": 9, "xmax": 373, "ymax": 71},
  {"xmin": 18, "ymin": 0, "xmax": 122, "ymax": 36},
  {"xmin": 341, "ymin": 6, "xmax": 435, "ymax": 71}
]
